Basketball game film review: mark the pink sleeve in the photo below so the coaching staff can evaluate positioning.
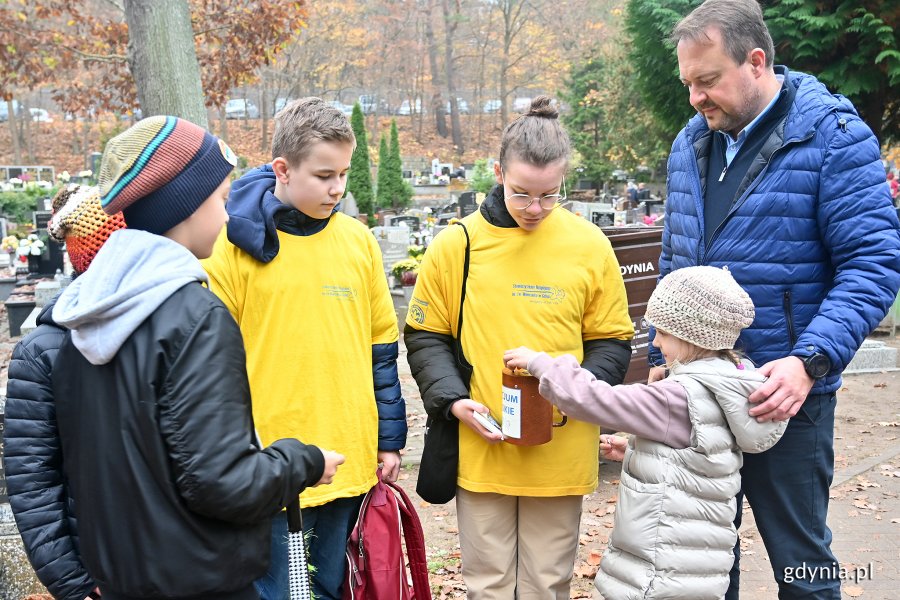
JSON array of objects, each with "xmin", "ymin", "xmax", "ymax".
[{"xmin": 528, "ymin": 353, "xmax": 692, "ymax": 449}]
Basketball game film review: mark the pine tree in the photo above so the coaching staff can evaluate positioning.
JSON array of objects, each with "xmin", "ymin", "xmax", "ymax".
[
  {"xmin": 347, "ymin": 102, "xmax": 374, "ymax": 219},
  {"xmin": 376, "ymin": 133, "xmax": 391, "ymax": 209},
  {"xmin": 387, "ymin": 119, "xmax": 413, "ymax": 209}
]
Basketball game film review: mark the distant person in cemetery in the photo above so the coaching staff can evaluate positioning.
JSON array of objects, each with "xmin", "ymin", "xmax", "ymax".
[
  {"xmin": 655, "ymin": 0, "xmax": 900, "ymax": 597},
  {"xmin": 4, "ymin": 184, "xmax": 124, "ymax": 600},
  {"xmin": 637, "ymin": 181, "xmax": 650, "ymax": 199},
  {"xmin": 47, "ymin": 116, "xmax": 341, "ymax": 600},
  {"xmin": 203, "ymin": 97, "xmax": 406, "ymax": 600},
  {"xmin": 888, "ymin": 171, "xmax": 899, "ymax": 205},
  {"xmin": 505, "ymin": 266, "xmax": 787, "ymax": 600},
  {"xmin": 405, "ymin": 95, "xmax": 633, "ymax": 599}
]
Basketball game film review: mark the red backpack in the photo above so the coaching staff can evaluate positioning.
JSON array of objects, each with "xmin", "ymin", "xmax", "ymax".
[{"xmin": 343, "ymin": 475, "xmax": 432, "ymax": 600}]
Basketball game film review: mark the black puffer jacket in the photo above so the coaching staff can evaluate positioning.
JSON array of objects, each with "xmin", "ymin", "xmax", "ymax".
[
  {"xmin": 4, "ymin": 299, "xmax": 95, "ymax": 600},
  {"xmin": 51, "ymin": 280, "xmax": 324, "ymax": 599}
]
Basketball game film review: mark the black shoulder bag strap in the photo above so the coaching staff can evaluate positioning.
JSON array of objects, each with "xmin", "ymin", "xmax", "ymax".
[{"xmin": 453, "ymin": 222, "xmax": 473, "ymax": 389}]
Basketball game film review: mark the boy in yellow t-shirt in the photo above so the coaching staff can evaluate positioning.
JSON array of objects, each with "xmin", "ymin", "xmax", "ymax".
[{"xmin": 202, "ymin": 98, "xmax": 406, "ymax": 600}]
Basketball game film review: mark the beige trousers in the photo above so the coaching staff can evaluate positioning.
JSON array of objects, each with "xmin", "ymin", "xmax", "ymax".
[{"xmin": 455, "ymin": 487, "xmax": 584, "ymax": 600}]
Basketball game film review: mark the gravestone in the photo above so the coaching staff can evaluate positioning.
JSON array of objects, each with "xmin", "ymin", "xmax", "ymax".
[
  {"xmin": 591, "ymin": 208, "xmax": 615, "ymax": 228},
  {"xmin": 389, "ymin": 215, "xmax": 420, "ymax": 230},
  {"xmin": 32, "ymin": 211, "xmax": 65, "ymax": 276},
  {"xmin": 458, "ymin": 191, "xmax": 477, "ymax": 218},
  {"xmin": 371, "ymin": 226, "xmax": 411, "ymax": 280}
]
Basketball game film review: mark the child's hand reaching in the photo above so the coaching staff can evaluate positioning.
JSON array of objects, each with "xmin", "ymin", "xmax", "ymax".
[
  {"xmin": 504, "ymin": 346, "xmax": 540, "ymax": 371},
  {"xmin": 599, "ymin": 434, "xmax": 628, "ymax": 462}
]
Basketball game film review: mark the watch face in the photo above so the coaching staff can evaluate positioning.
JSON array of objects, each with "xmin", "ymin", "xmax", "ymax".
[{"xmin": 806, "ymin": 353, "xmax": 830, "ymax": 378}]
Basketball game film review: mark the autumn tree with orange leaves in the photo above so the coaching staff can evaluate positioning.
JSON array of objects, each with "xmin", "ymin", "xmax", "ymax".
[{"xmin": 0, "ymin": 0, "xmax": 307, "ymax": 133}]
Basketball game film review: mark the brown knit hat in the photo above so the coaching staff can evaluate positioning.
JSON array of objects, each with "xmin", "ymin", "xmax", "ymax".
[
  {"xmin": 645, "ymin": 266, "xmax": 755, "ymax": 350},
  {"xmin": 48, "ymin": 184, "xmax": 126, "ymax": 275}
]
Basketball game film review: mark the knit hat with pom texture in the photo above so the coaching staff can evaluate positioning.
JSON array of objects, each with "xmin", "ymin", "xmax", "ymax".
[
  {"xmin": 48, "ymin": 184, "xmax": 126, "ymax": 275},
  {"xmin": 645, "ymin": 266, "xmax": 755, "ymax": 350}
]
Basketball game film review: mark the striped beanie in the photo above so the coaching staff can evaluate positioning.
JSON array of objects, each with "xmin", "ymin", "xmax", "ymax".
[
  {"xmin": 98, "ymin": 116, "xmax": 237, "ymax": 234},
  {"xmin": 645, "ymin": 266, "xmax": 755, "ymax": 351},
  {"xmin": 48, "ymin": 184, "xmax": 126, "ymax": 274}
]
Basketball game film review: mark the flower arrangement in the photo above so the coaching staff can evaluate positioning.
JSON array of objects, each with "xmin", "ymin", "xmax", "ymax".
[
  {"xmin": 407, "ymin": 244, "xmax": 425, "ymax": 260},
  {"xmin": 391, "ymin": 257, "xmax": 420, "ymax": 280},
  {"xmin": 1, "ymin": 235, "xmax": 19, "ymax": 254},
  {"xmin": 16, "ymin": 234, "xmax": 46, "ymax": 258}
]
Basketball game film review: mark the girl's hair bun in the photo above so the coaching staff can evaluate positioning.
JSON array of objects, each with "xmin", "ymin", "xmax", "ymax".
[{"xmin": 525, "ymin": 95, "xmax": 558, "ymax": 119}]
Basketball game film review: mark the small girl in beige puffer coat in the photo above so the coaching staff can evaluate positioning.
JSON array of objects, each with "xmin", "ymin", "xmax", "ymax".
[{"xmin": 505, "ymin": 266, "xmax": 787, "ymax": 600}]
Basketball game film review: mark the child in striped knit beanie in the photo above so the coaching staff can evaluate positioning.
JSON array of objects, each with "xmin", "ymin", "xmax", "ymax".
[
  {"xmin": 504, "ymin": 266, "xmax": 788, "ymax": 600},
  {"xmin": 44, "ymin": 116, "xmax": 341, "ymax": 600},
  {"xmin": 47, "ymin": 184, "xmax": 126, "ymax": 275},
  {"xmin": 4, "ymin": 184, "xmax": 124, "ymax": 600}
]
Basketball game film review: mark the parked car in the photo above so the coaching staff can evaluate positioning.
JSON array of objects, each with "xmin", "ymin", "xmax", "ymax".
[
  {"xmin": 29, "ymin": 108, "xmax": 53, "ymax": 123},
  {"xmin": 327, "ymin": 100, "xmax": 354, "ymax": 116},
  {"xmin": 274, "ymin": 97, "xmax": 294, "ymax": 114},
  {"xmin": 483, "ymin": 99, "xmax": 502, "ymax": 114},
  {"xmin": 445, "ymin": 98, "xmax": 469, "ymax": 114},
  {"xmin": 0, "ymin": 100, "xmax": 22, "ymax": 122},
  {"xmin": 358, "ymin": 94, "xmax": 378, "ymax": 114},
  {"xmin": 512, "ymin": 97, "xmax": 533, "ymax": 113},
  {"xmin": 225, "ymin": 98, "xmax": 260, "ymax": 119},
  {"xmin": 397, "ymin": 98, "xmax": 424, "ymax": 116}
]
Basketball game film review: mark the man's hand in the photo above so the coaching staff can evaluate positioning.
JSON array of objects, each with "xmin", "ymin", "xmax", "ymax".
[
  {"xmin": 648, "ymin": 366, "xmax": 667, "ymax": 383},
  {"xmin": 600, "ymin": 434, "xmax": 628, "ymax": 462},
  {"xmin": 450, "ymin": 398, "xmax": 504, "ymax": 443},
  {"xmin": 314, "ymin": 449, "xmax": 345, "ymax": 486},
  {"xmin": 748, "ymin": 356, "xmax": 814, "ymax": 422},
  {"xmin": 503, "ymin": 346, "xmax": 540, "ymax": 371},
  {"xmin": 378, "ymin": 450, "xmax": 402, "ymax": 482}
]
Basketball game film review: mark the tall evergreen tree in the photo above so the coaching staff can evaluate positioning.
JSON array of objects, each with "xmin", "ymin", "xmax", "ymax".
[
  {"xmin": 765, "ymin": 0, "xmax": 899, "ymax": 142},
  {"xmin": 347, "ymin": 102, "xmax": 374, "ymax": 219},
  {"xmin": 376, "ymin": 133, "xmax": 391, "ymax": 209},
  {"xmin": 562, "ymin": 46, "xmax": 670, "ymax": 187},
  {"xmin": 624, "ymin": 0, "xmax": 698, "ymax": 140},
  {"xmin": 388, "ymin": 120, "xmax": 413, "ymax": 209},
  {"xmin": 624, "ymin": 0, "xmax": 899, "ymax": 142}
]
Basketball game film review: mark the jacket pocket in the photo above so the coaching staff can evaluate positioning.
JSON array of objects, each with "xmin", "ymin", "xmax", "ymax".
[
  {"xmin": 610, "ymin": 469, "xmax": 665, "ymax": 565},
  {"xmin": 783, "ymin": 290, "xmax": 797, "ymax": 348}
]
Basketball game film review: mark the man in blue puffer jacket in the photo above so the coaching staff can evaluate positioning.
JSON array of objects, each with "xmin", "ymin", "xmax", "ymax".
[{"xmin": 649, "ymin": 1, "xmax": 900, "ymax": 598}]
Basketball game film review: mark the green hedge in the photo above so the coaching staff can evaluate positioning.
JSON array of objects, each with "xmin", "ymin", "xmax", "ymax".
[{"xmin": 0, "ymin": 186, "xmax": 58, "ymax": 227}]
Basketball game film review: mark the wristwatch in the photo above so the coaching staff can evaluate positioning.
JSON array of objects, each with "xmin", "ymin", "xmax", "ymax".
[{"xmin": 800, "ymin": 352, "xmax": 831, "ymax": 379}]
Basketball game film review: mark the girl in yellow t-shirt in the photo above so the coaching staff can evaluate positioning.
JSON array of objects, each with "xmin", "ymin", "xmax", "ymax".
[{"xmin": 405, "ymin": 95, "xmax": 634, "ymax": 598}]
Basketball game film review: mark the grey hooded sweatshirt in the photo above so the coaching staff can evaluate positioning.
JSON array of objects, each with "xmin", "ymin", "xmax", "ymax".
[
  {"xmin": 53, "ymin": 229, "xmax": 209, "ymax": 364},
  {"xmin": 528, "ymin": 354, "xmax": 787, "ymax": 600}
]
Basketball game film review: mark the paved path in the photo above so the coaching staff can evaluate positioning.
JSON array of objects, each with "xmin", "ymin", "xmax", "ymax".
[{"xmin": 736, "ymin": 442, "xmax": 900, "ymax": 599}]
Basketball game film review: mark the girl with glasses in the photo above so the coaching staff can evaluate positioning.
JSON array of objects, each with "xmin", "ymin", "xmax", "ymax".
[{"xmin": 405, "ymin": 95, "xmax": 635, "ymax": 598}]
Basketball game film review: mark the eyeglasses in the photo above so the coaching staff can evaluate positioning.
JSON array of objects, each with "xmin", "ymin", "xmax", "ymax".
[{"xmin": 501, "ymin": 167, "xmax": 566, "ymax": 211}]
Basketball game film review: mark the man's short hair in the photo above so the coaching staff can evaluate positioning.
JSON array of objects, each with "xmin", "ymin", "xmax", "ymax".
[
  {"xmin": 272, "ymin": 97, "xmax": 356, "ymax": 165},
  {"xmin": 671, "ymin": 0, "xmax": 775, "ymax": 67}
]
